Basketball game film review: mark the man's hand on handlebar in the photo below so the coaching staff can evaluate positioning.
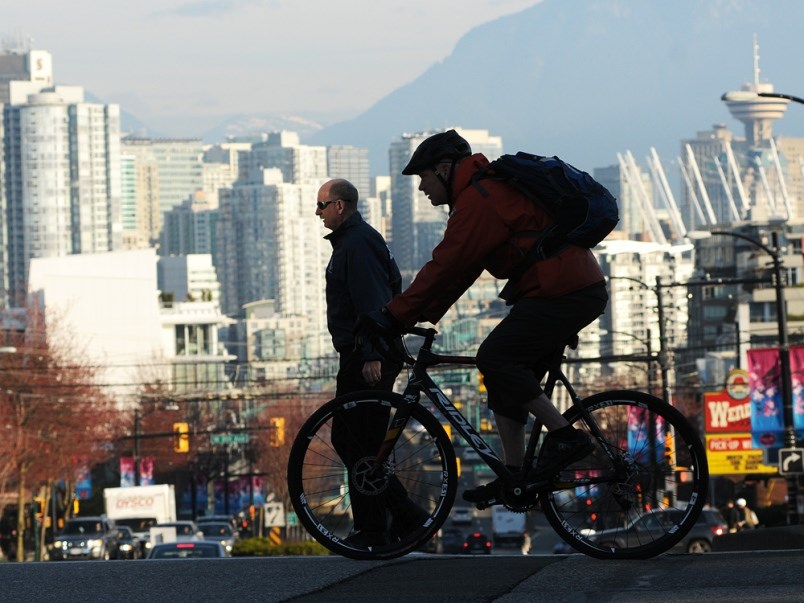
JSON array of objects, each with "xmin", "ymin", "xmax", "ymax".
[{"xmin": 354, "ymin": 308, "xmax": 404, "ymax": 360}]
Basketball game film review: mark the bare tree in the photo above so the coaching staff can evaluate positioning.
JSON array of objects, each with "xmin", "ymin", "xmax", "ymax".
[{"xmin": 0, "ymin": 302, "xmax": 119, "ymax": 560}]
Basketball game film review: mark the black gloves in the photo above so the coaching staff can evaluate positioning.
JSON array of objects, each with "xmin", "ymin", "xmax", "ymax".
[{"xmin": 354, "ymin": 308, "xmax": 403, "ymax": 359}]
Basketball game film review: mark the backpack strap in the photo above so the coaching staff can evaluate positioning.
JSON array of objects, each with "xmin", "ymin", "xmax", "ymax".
[{"xmin": 498, "ymin": 227, "xmax": 569, "ymax": 303}]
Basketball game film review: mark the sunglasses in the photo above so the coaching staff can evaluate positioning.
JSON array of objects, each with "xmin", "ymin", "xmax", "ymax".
[{"xmin": 316, "ymin": 199, "xmax": 340, "ymax": 210}]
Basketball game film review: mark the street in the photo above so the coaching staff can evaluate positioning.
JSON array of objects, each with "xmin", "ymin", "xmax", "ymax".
[{"xmin": 0, "ymin": 549, "xmax": 801, "ymax": 602}]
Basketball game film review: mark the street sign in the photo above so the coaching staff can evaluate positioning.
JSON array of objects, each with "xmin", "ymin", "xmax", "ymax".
[
  {"xmin": 286, "ymin": 511, "xmax": 298, "ymax": 527},
  {"xmin": 264, "ymin": 502, "xmax": 286, "ymax": 527},
  {"xmin": 778, "ymin": 447, "xmax": 804, "ymax": 475},
  {"xmin": 210, "ymin": 433, "xmax": 250, "ymax": 445}
]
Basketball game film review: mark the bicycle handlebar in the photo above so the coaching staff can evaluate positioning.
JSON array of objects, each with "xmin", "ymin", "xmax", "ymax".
[{"xmin": 401, "ymin": 326, "xmax": 477, "ymax": 367}]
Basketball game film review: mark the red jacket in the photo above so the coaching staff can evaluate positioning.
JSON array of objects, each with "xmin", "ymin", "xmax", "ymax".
[{"xmin": 386, "ymin": 153, "xmax": 604, "ymax": 326}]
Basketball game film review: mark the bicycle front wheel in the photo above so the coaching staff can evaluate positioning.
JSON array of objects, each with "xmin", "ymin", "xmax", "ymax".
[
  {"xmin": 287, "ymin": 391, "xmax": 458, "ymax": 560},
  {"xmin": 541, "ymin": 390, "xmax": 708, "ymax": 559}
]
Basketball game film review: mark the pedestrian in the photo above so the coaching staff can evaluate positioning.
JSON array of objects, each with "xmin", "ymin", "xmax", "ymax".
[
  {"xmin": 521, "ymin": 531, "xmax": 531, "ymax": 555},
  {"xmin": 735, "ymin": 498, "xmax": 758, "ymax": 530},
  {"xmin": 318, "ymin": 178, "xmax": 425, "ymax": 547},
  {"xmin": 721, "ymin": 499, "xmax": 740, "ymax": 533},
  {"xmin": 355, "ymin": 130, "xmax": 608, "ymax": 506}
]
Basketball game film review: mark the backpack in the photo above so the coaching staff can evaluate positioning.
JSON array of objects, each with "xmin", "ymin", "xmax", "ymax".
[
  {"xmin": 474, "ymin": 151, "xmax": 619, "ymax": 249},
  {"xmin": 472, "ymin": 152, "xmax": 618, "ymax": 302}
]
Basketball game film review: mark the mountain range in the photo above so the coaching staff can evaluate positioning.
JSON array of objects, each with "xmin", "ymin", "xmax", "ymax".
[{"xmin": 124, "ymin": 0, "xmax": 804, "ymax": 177}]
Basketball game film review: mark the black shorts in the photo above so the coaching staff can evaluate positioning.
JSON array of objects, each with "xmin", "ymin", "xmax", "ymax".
[{"xmin": 476, "ymin": 281, "xmax": 608, "ymax": 424}]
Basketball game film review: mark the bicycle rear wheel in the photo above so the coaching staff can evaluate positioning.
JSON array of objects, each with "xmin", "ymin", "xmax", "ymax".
[
  {"xmin": 540, "ymin": 390, "xmax": 708, "ymax": 559},
  {"xmin": 287, "ymin": 391, "xmax": 458, "ymax": 560}
]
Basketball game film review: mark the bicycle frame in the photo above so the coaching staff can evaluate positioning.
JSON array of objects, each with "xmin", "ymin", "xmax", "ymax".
[{"xmin": 372, "ymin": 326, "xmax": 605, "ymax": 494}]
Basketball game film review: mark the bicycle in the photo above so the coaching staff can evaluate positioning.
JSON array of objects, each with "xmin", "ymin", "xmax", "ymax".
[{"xmin": 287, "ymin": 326, "xmax": 708, "ymax": 560}]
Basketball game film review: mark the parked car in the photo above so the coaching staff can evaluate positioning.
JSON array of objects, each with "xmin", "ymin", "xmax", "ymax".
[
  {"xmin": 451, "ymin": 506, "xmax": 474, "ymax": 526},
  {"xmin": 113, "ymin": 526, "xmax": 141, "ymax": 560},
  {"xmin": 51, "ymin": 516, "xmax": 117, "ymax": 561},
  {"xmin": 585, "ymin": 508, "xmax": 727, "ymax": 554},
  {"xmin": 198, "ymin": 522, "xmax": 238, "ymax": 553},
  {"xmin": 462, "ymin": 532, "xmax": 492, "ymax": 555},
  {"xmin": 438, "ymin": 527, "xmax": 465, "ymax": 554},
  {"xmin": 146, "ymin": 541, "xmax": 230, "ymax": 559},
  {"xmin": 197, "ymin": 515, "xmax": 237, "ymax": 528}
]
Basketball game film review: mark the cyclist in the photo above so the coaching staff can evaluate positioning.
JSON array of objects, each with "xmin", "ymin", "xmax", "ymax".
[{"xmin": 356, "ymin": 130, "xmax": 608, "ymax": 505}]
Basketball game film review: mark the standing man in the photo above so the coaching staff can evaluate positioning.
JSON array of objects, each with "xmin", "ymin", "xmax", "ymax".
[
  {"xmin": 721, "ymin": 499, "xmax": 740, "ymax": 533},
  {"xmin": 318, "ymin": 178, "xmax": 422, "ymax": 546},
  {"xmin": 735, "ymin": 498, "xmax": 758, "ymax": 530},
  {"xmin": 356, "ymin": 131, "xmax": 608, "ymax": 507}
]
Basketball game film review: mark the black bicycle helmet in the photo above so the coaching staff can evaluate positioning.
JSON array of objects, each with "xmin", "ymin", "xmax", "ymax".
[{"xmin": 401, "ymin": 129, "xmax": 472, "ymax": 175}]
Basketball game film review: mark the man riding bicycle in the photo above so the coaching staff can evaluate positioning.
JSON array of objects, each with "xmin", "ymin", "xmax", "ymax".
[{"xmin": 357, "ymin": 130, "xmax": 609, "ymax": 505}]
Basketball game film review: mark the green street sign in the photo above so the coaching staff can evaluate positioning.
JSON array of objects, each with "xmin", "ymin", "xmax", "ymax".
[{"xmin": 210, "ymin": 433, "xmax": 250, "ymax": 445}]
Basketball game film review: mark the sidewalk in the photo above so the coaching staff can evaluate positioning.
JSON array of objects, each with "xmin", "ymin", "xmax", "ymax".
[{"xmin": 712, "ymin": 525, "xmax": 804, "ymax": 551}]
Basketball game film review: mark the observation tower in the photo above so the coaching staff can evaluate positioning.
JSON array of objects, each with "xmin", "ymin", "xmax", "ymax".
[{"xmin": 721, "ymin": 37, "xmax": 789, "ymax": 146}]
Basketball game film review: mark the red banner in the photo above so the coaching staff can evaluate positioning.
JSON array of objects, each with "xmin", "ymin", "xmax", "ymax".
[
  {"xmin": 139, "ymin": 457, "xmax": 155, "ymax": 485},
  {"xmin": 120, "ymin": 456, "xmax": 135, "ymax": 487}
]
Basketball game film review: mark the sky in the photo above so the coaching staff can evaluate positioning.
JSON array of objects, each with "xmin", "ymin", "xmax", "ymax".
[{"xmin": 4, "ymin": 0, "xmax": 539, "ymax": 135}]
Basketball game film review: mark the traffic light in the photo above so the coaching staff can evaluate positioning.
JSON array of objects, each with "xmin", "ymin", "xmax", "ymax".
[
  {"xmin": 173, "ymin": 421, "xmax": 190, "ymax": 453},
  {"xmin": 478, "ymin": 371, "xmax": 487, "ymax": 393},
  {"xmin": 33, "ymin": 497, "xmax": 45, "ymax": 520},
  {"xmin": 269, "ymin": 417, "xmax": 285, "ymax": 447}
]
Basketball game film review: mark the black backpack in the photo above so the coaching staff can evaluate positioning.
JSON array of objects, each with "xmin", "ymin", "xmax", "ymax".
[
  {"xmin": 474, "ymin": 151, "xmax": 619, "ymax": 248},
  {"xmin": 472, "ymin": 151, "xmax": 618, "ymax": 300}
]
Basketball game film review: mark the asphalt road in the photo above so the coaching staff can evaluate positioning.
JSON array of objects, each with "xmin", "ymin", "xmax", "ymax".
[{"xmin": 0, "ymin": 550, "xmax": 802, "ymax": 602}]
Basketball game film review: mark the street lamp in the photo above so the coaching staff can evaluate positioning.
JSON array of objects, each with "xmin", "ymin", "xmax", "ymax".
[
  {"xmin": 721, "ymin": 90, "xmax": 804, "ymax": 106},
  {"xmin": 689, "ymin": 228, "xmax": 798, "ymax": 524},
  {"xmin": 606, "ymin": 275, "xmax": 673, "ymax": 408}
]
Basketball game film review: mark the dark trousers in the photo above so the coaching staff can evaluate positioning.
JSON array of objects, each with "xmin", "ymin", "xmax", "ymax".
[
  {"xmin": 330, "ymin": 348, "xmax": 402, "ymax": 532},
  {"xmin": 477, "ymin": 281, "xmax": 609, "ymax": 424}
]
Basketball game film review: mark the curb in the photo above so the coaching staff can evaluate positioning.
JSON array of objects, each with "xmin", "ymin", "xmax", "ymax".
[{"xmin": 712, "ymin": 525, "xmax": 804, "ymax": 551}]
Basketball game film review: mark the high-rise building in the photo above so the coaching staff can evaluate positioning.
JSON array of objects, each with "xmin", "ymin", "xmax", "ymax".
[
  {"xmin": 216, "ymin": 167, "xmax": 329, "ymax": 356},
  {"xmin": 0, "ymin": 47, "xmax": 53, "ymax": 104},
  {"xmin": 121, "ymin": 137, "xmax": 204, "ymax": 244},
  {"xmin": 202, "ymin": 140, "xmax": 254, "ymax": 208},
  {"xmin": 327, "ymin": 145, "xmax": 370, "ymax": 199},
  {"xmin": 160, "ymin": 192, "xmax": 219, "ymax": 257},
  {"xmin": 242, "ymin": 131, "xmax": 327, "ymax": 185},
  {"xmin": 593, "ymin": 239, "xmax": 695, "ymax": 388},
  {"xmin": 388, "ymin": 128, "xmax": 503, "ymax": 275},
  {"xmin": 3, "ymin": 83, "xmax": 121, "ymax": 305}
]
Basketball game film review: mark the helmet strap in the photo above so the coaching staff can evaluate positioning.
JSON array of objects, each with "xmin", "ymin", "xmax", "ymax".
[{"xmin": 438, "ymin": 159, "xmax": 459, "ymax": 207}]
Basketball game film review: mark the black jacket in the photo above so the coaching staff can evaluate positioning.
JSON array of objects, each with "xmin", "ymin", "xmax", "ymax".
[{"xmin": 325, "ymin": 212, "xmax": 401, "ymax": 357}]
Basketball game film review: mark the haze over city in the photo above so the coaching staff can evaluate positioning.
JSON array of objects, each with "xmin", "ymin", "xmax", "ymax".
[
  {"xmin": 7, "ymin": 0, "xmax": 804, "ymax": 177},
  {"xmin": 3, "ymin": 0, "xmax": 537, "ymax": 135}
]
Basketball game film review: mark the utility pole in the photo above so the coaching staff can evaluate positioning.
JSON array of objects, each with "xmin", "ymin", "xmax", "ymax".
[{"xmin": 134, "ymin": 408, "xmax": 141, "ymax": 486}]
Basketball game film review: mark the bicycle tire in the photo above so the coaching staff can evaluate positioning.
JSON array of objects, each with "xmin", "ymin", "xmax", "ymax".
[
  {"xmin": 540, "ymin": 390, "xmax": 708, "ymax": 560},
  {"xmin": 287, "ymin": 391, "xmax": 458, "ymax": 560}
]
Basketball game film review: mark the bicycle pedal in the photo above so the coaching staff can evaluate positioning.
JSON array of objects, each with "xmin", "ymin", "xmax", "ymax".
[{"xmin": 473, "ymin": 497, "xmax": 500, "ymax": 511}]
